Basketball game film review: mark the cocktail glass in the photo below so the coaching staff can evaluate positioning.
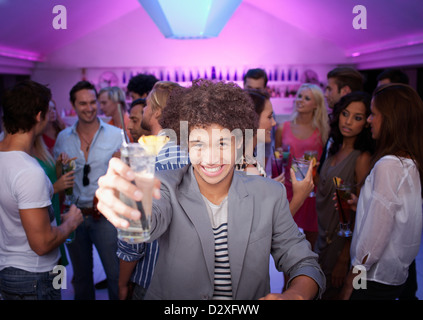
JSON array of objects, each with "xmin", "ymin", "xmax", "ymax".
[
  {"xmin": 335, "ymin": 182, "xmax": 353, "ymax": 237},
  {"xmin": 117, "ymin": 143, "xmax": 156, "ymax": 243},
  {"xmin": 304, "ymin": 150, "xmax": 319, "ymax": 197},
  {"xmin": 271, "ymin": 152, "xmax": 284, "ymax": 178},
  {"xmin": 62, "ymin": 160, "xmax": 76, "ymax": 243},
  {"xmin": 281, "ymin": 145, "xmax": 291, "ymax": 168},
  {"xmin": 64, "ymin": 196, "xmax": 79, "ymax": 244},
  {"xmin": 273, "ymin": 145, "xmax": 291, "ymax": 178},
  {"xmin": 62, "ymin": 160, "xmax": 76, "ymax": 205},
  {"xmin": 292, "ymin": 158, "xmax": 316, "ymax": 197},
  {"xmin": 304, "ymin": 150, "xmax": 318, "ymax": 162},
  {"xmin": 292, "ymin": 158, "xmax": 315, "ymax": 197}
]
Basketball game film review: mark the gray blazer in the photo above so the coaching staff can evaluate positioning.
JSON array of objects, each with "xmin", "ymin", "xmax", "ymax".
[{"xmin": 145, "ymin": 165, "xmax": 325, "ymax": 300}]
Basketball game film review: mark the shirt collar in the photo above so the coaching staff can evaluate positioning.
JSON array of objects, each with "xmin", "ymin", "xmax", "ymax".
[{"xmin": 70, "ymin": 117, "xmax": 105, "ymax": 135}]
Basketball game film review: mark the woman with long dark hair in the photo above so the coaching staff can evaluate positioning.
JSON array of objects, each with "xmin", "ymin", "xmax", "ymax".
[
  {"xmin": 315, "ymin": 91, "xmax": 374, "ymax": 299},
  {"xmin": 341, "ymin": 84, "xmax": 423, "ymax": 300}
]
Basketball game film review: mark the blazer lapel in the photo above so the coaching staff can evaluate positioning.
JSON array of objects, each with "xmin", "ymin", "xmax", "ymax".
[
  {"xmin": 227, "ymin": 173, "xmax": 253, "ymax": 298},
  {"xmin": 177, "ymin": 166, "xmax": 215, "ymax": 285}
]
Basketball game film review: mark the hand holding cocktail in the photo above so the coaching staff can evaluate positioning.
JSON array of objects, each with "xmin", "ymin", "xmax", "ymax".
[
  {"xmin": 292, "ymin": 152, "xmax": 318, "ymax": 197},
  {"xmin": 96, "ymin": 157, "xmax": 162, "ymax": 230},
  {"xmin": 62, "ymin": 196, "xmax": 81, "ymax": 243},
  {"xmin": 304, "ymin": 150, "xmax": 319, "ymax": 184},
  {"xmin": 53, "ymin": 153, "xmax": 76, "ymax": 195},
  {"xmin": 290, "ymin": 161, "xmax": 314, "ymax": 212},
  {"xmin": 99, "ymin": 101, "xmax": 162, "ymax": 232},
  {"xmin": 54, "ymin": 170, "xmax": 75, "ymax": 194},
  {"xmin": 61, "ymin": 157, "xmax": 77, "ymax": 198},
  {"xmin": 117, "ymin": 135, "xmax": 169, "ymax": 243}
]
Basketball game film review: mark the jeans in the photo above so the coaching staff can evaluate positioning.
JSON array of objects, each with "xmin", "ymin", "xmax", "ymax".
[
  {"xmin": 66, "ymin": 215, "xmax": 119, "ymax": 300},
  {"xmin": 0, "ymin": 267, "xmax": 61, "ymax": 300}
]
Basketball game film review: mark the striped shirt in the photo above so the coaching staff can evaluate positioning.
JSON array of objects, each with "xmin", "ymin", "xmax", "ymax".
[
  {"xmin": 202, "ymin": 195, "xmax": 233, "ymax": 300},
  {"xmin": 155, "ymin": 139, "xmax": 190, "ymax": 170},
  {"xmin": 116, "ymin": 141, "xmax": 189, "ymax": 289}
]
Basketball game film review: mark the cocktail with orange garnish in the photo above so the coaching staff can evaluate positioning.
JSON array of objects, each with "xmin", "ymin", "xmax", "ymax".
[
  {"xmin": 333, "ymin": 177, "xmax": 353, "ymax": 237},
  {"xmin": 117, "ymin": 135, "xmax": 169, "ymax": 243},
  {"xmin": 304, "ymin": 150, "xmax": 318, "ymax": 179}
]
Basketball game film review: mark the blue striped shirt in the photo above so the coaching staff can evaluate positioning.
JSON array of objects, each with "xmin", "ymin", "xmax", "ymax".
[{"xmin": 116, "ymin": 141, "xmax": 189, "ymax": 288}]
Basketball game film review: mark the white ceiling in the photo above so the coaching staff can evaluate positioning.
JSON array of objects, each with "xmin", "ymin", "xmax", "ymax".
[{"xmin": 0, "ymin": 0, "xmax": 422, "ymax": 65}]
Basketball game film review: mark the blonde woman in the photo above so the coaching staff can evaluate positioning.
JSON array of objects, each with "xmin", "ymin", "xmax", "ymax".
[
  {"xmin": 275, "ymin": 83, "xmax": 329, "ymax": 250},
  {"xmin": 32, "ymin": 135, "xmax": 75, "ymax": 266},
  {"xmin": 99, "ymin": 86, "xmax": 134, "ymax": 142}
]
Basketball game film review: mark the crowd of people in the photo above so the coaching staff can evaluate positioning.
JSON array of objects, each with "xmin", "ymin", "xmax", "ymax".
[{"xmin": 0, "ymin": 66, "xmax": 422, "ymax": 301}]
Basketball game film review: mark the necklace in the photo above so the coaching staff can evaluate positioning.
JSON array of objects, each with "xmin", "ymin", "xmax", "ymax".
[{"xmin": 77, "ymin": 128, "xmax": 94, "ymax": 152}]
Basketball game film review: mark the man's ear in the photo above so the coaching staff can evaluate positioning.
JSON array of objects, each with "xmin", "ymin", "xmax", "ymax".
[
  {"xmin": 154, "ymin": 110, "xmax": 161, "ymax": 120},
  {"xmin": 35, "ymin": 111, "xmax": 42, "ymax": 123}
]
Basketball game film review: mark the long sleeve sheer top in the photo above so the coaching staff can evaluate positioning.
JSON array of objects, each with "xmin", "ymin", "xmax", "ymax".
[{"xmin": 350, "ymin": 156, "xmax": 422, "ymax": 285}]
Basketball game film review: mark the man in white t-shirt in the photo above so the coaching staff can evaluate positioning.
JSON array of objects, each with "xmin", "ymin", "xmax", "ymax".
[{"xmin": 0, "ymin": 80, "xmax": 82, "ymax": 300}]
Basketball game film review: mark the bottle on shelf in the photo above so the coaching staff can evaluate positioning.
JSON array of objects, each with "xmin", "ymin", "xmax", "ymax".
[{"xmin": 211, "ymin": 66, "xmax": 216, "ymax": 80}]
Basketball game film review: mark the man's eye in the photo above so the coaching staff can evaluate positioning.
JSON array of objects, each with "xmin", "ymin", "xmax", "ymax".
[{"xmin": 220, "ymin": 141, "xmax": 231, "ymax": 148}]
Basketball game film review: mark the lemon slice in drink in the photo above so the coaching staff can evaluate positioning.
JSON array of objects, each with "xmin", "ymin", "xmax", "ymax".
[
  {"xmin": 138, "ymin": 135, "xmax": 170, "ymax": 156},
  {"xmin": 332, "ymin": 176, "xmax": 343, "ymax": 187},
  {"xmin": 68, "ymin": 159, "xmax": 76, "ymax": 170}
]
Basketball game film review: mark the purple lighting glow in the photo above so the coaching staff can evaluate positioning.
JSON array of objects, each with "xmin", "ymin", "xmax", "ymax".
[
  {"xmin": 0, "ymin": 46, "xmax": 42, "ymax": 62},
  {"xmin": 349, "ymin": 35, "xmax": 423, "ymax": 58}
]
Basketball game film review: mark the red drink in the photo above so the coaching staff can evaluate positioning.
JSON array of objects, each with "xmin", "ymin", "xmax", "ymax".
[
  {"xmin": 337, "ymin": 186, "xmax": 352, "ymax": 223},
  {"xmin": 271, "ymin": 157, "xmax": 283, "ymax": 178}
]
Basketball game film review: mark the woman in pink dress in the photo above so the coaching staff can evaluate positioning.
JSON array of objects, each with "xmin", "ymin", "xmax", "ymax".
[{"xmin": 275, "ymin": 83, "xmax": 329, "ymax": 249}]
